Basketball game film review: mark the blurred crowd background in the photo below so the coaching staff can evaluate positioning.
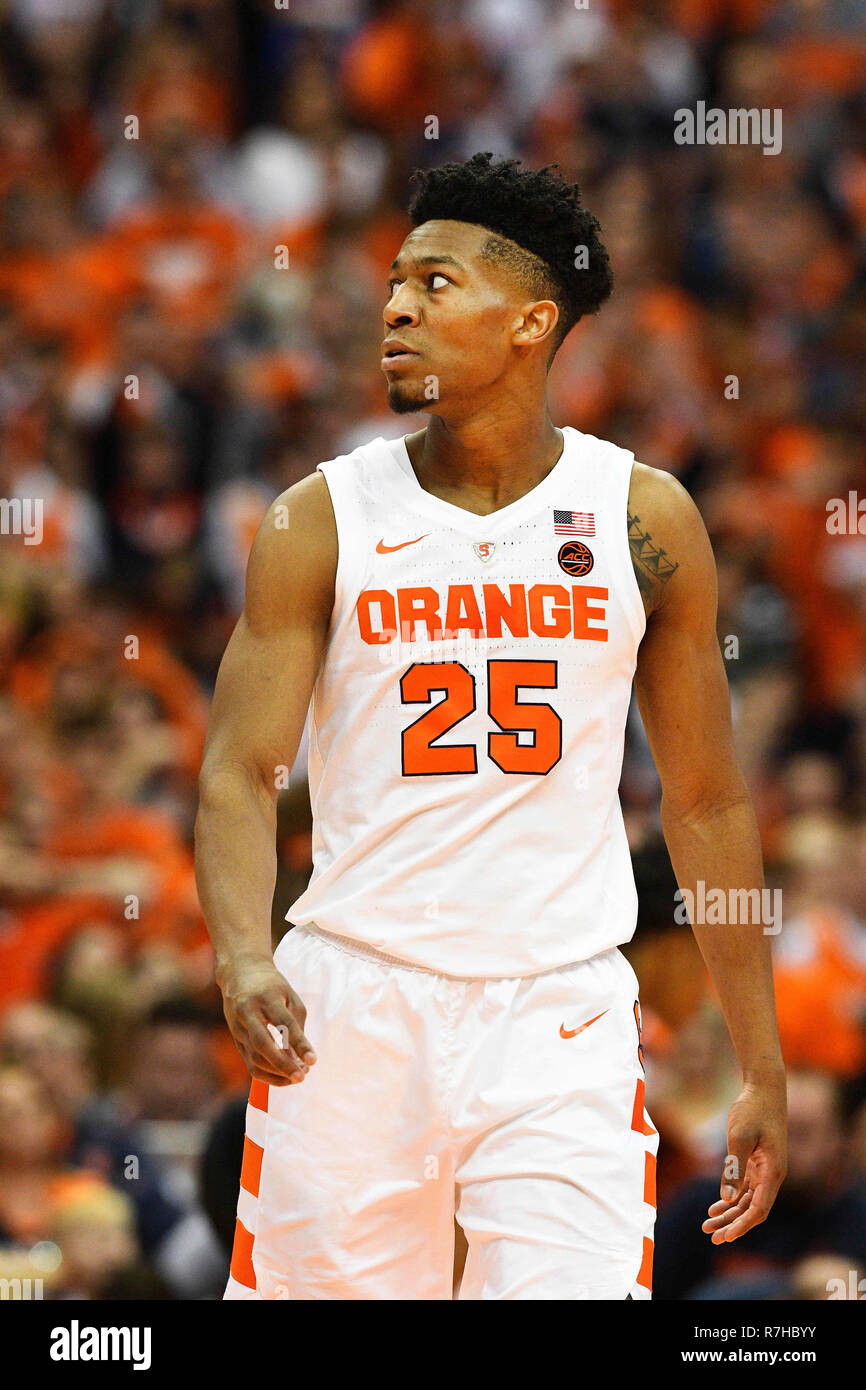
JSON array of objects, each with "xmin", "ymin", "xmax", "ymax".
[{"xmin": 0, "ymin": 0, "xmax": 865, "ymax": 1301}]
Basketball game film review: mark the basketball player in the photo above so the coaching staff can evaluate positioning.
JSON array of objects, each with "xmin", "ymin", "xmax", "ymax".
[{"xmin": 195, "ymin": 154, "xmax": 787, "ymax": 1300}]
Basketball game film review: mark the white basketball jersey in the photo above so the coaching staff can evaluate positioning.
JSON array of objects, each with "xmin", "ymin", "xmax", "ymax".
[{"xmin": 286, "ymin": 427, "xmax": 646, "ymax": 978}]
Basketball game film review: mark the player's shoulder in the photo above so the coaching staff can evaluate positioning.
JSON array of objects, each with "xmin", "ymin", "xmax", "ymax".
[
  {"xmin": 255, "ymin": 469, "xmax": 336, "ymax": 556},
  {"xmin": 628, "ymin": 461, "xmax": 703, "ymax": 531},
  {"xmin": 626, "ymin": 462, "xmax": 715, "ymax": 619},
  {"xmin": 252, "ymin": 431, "xmax": 395, "ymax": 565},
  {"xmin": 281, "ymin": 467, "xmax": 336, "ymax": 525},
  {"xmin": 245, "ymin": 469, "xmax": 338, "ymax": 632}
]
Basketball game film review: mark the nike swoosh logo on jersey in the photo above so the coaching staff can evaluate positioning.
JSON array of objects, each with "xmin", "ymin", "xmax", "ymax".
[
  {"xmin": 376, "ymin": 534, "xmax": 430, "ymax": 554},
  {"xmin": 559, "ymin": 1009, "xmax": 609, "ymax": 1039}
]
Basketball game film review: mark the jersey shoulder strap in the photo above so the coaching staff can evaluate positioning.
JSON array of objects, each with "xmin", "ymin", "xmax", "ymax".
[
  {"xmin": 315, "ymin": 436, "xmax": 394, "ymax": 610},
  {"xmin": 562, "ymin": 427, "xmax": 644, "ymax": 643}
]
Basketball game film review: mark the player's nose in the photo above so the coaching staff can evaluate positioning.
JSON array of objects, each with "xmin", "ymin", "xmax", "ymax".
[{"xmin": 384, "ymin": 285, "xmax": 420, "ymax": 329}]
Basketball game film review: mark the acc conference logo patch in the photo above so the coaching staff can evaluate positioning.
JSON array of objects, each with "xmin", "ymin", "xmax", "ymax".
[{"xmin": 558, "ymin": 540, "xmax": 594, "ymax": 576}]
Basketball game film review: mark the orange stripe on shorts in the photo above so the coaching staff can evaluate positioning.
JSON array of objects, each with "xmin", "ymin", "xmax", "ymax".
[
  {"xmin": 249, "ymin": 1079, "xmax": 270, "ymax": 1113},
  {"xmin": 637, "ymin": 1236, "xmax": 654, "ymax": 1291},
  {"xmin": 630, "ymin": 1077, "xmax": 657, "ymax": 1136},
  {"xmin": 240, "ymin": 1135, "xmax": 264, "ymax": 1198},
  {"xmin": 643, "ymin": 1149, "xmax": 657, "ymax": 1208},
  {"xmin": 229, "ymin": 1218, "xmax": 256, "ymax": 1290}
]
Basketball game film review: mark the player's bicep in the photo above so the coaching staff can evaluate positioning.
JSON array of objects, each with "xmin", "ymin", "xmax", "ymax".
[
  {"xmin": 633, "ymin": 492, "xmax": 744, "ymax": 814},
  {"xmin": 202, "ymin": 614, "xmax": 316, "ymax": 786},
  {"xmin": 201, "ymin": 477, "xmax": 336, "ymax": 788}
]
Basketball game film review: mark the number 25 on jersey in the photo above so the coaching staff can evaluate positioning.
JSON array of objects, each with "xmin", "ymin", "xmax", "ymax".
[{"xmin": 400, "ymin": 659, "xmax": 562, "ymax": 777}]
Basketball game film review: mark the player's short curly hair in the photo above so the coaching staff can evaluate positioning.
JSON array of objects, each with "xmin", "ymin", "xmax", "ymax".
[{"xmin": 408, "ymin": 152, "xmax": 613, "ymax": 352}]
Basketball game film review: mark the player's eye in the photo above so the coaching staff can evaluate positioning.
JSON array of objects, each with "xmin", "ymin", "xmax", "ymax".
[
  {"xmin": 429, "ymin": 273, "xmax": 450, "ymax": 290},
  {"xmin": 387, "ymin": 279, "xmax": 402, "ymax": 296}
]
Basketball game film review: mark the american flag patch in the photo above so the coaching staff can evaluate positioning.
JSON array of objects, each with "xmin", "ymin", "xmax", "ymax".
[{"xmin": 553, "ymin": 509, "xmax": 595, "ymax": 536}]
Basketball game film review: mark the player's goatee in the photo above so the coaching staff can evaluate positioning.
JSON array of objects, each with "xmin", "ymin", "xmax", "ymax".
[{"xmin": 387, "ymin": 385, "xmax": 425, "ymax": 414}]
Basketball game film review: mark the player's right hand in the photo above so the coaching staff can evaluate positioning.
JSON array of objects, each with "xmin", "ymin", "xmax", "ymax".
[{"xmin": 217, "ymin": 955, "xmax": 317, "ymax": 1086}]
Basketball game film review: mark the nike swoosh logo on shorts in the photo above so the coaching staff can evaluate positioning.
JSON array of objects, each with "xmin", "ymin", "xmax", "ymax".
[
  {"xmin": 559, "ymin": 1010, "xmax": 609, "ymax": 1039},
  {"xmin": 376, "ymin": 534, "xmax": 430, "ymax": 553}
]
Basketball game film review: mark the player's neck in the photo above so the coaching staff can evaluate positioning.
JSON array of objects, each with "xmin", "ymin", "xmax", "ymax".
[{"xmin": 405, "ymin": 402, "xmax": 563, "ymax": 512}]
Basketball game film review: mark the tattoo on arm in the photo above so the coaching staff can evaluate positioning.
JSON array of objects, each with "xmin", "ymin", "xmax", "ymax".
[{"xmin": 627, "ymin": 511, "xmax": 679, "ymax": 616}]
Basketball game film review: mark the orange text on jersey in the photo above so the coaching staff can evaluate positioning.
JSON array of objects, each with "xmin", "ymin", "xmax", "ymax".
[{"xmin": 356, "ymin": 583, "xmax": 609, "ymax": 644}]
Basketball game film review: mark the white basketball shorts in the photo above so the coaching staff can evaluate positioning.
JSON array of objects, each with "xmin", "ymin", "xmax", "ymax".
[{"xmin": 224, "ymin": 923, "xmax": 658, "ymax": 1300}]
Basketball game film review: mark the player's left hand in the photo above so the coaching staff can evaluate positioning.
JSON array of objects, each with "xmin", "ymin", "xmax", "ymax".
[{"xmin": 701, "ymin": 1072, "xmax": 787, "ymax": 1244}]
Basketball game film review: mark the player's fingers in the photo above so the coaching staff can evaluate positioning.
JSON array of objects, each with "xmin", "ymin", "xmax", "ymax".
[
  {"xmin": 224, "ymin": 977, "xmax": 313, "ymax": 1050},
  {"xmin": 282, "ymin": 984, "xmax": 309, "ymax": 1032},
  {"xmin": 248, "ymin": 1064, "xmax": 297, "ymax": 1087},
  {"xmin": 704, "ymin": 1191, "xmax": 750, "ymax": 1219},
  {"xmin": 245, "ymin": 1016, "xmax": 308, "ymax": 1079},
  {"xmin": 225, "ymin": 1025, "xmax": 300, "ymax": 1085},
  {"xmin": 703, "ymin": 1207, "xmax": 751, "ymax": 1237},
  {"xmin": 720, "ymin": 1138, "xmax": 753, "ymax": 1202},
  {"xmin": 702, "ymin": 1191, "xmax": 751, "ymax": 1231},
  {"xmin": 712, "ymin": 1186, "xmax": 772, "ymax": 1243},
  {"xmin": 703, "ymin": 1201, "xmax": 750, "ymax": 1232},
  {"xmin": 263, "ymin": 973, "xmax": 307, "ymax": 1028},
  {"xmin": 261, "ymin": 1001, "xmax": 317, "ymax": 1064},
  {"xmin": 232, "ymin": 994, "xmax": 314, "ymax": 1071}
]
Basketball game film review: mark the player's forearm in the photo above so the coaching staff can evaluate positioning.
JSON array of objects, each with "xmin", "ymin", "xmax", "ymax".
[
  {"xmin": 194, "ymin": 766, "xmax": 279, "ymax": 981},
  {"xmin": 661, "ymin": 792, "xmax": 785, "ymax": 1081}
]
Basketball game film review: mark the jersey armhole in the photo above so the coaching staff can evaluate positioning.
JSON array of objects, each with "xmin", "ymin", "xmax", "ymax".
[
  {"xmin": 608, "ymin": 451, "xmax": 647, "ymax": 649},
  {"xmin": 315, "ymin": 456, "xmax": 368, "ymax": 630}
]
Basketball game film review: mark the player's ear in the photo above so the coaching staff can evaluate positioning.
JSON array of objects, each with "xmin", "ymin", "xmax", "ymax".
[{"xmin": 512, "ymin": 300, "xmax": 560, "ymax": 351}]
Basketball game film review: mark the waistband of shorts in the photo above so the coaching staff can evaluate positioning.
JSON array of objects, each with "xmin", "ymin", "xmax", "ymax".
[
  {"xmin": 294, "ymin": 922, "xmax": 463, "ymax": 977},
  {"xmin": 293, "ymin": 921, "xmax": 608, "ymax": 984}
]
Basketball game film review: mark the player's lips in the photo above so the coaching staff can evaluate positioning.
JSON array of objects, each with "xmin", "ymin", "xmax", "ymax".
[{"xmin": 381, "ymin": 339, "xmax": 421, "ymax": 371}]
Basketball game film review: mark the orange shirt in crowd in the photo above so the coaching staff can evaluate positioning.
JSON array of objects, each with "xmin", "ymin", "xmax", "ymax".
[
  {"xmin": 0, "ymin": 896, "xmax": 114, "ymax": 1014},
  {"xmin": 10, "ymin": 621, "xmax": 208, "ymax": 779},
  {"xmin": 105, "ymin": 202, "xmax": 247, "ymax": 335},
  {"xmin": 773, "ymin": 908, "xmax": 866, "ymax": 1077},
  {"xmin": 0, "ymin": 235, "xmax": 136, "ymax": 368}
]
